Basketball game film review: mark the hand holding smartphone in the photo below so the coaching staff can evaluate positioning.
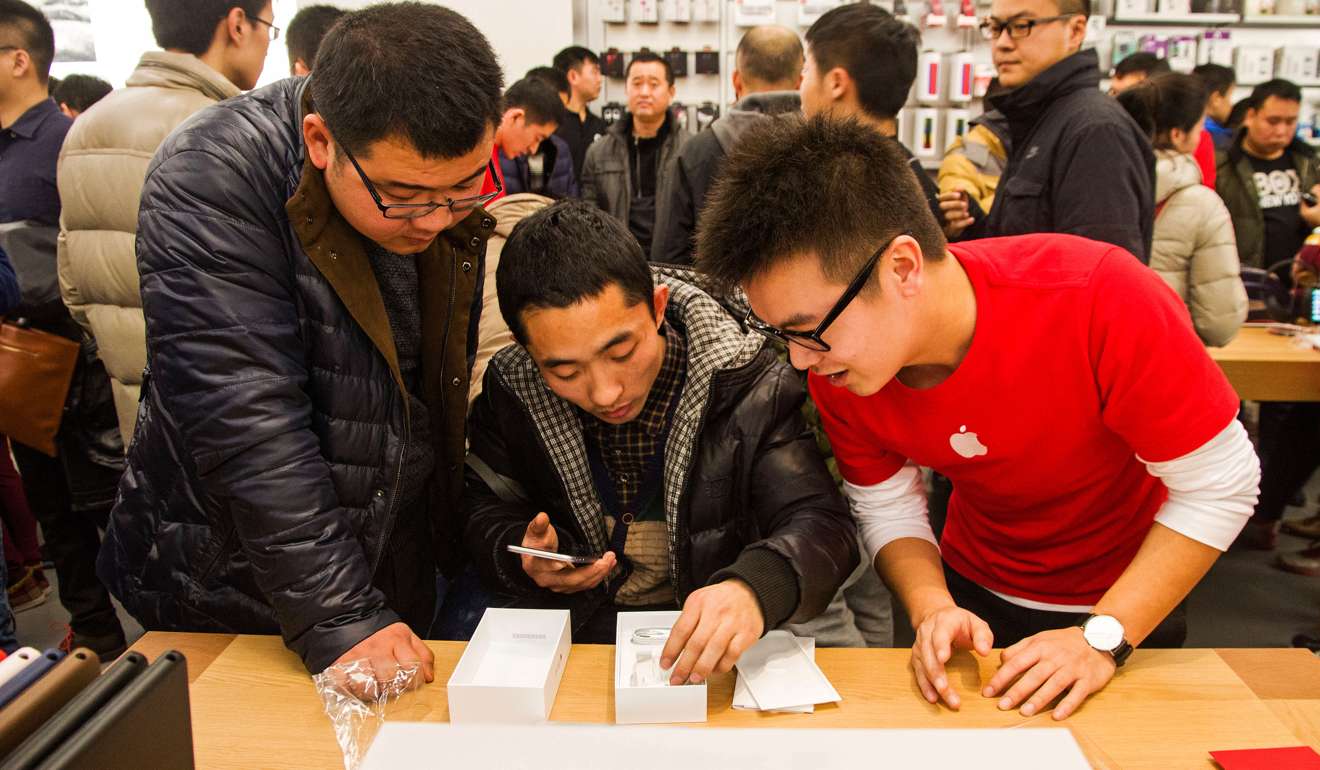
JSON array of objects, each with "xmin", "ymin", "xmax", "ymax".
[
  {"xmin": 507, "ymin": 544, "xmax": 600, "ymax": 566},
  {"xmin": 515, "ymin": 513, "xmax": 617, "ymax": 593}
]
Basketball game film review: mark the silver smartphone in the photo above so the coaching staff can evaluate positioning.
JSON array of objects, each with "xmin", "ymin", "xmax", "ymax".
[{"xmin": 507, "ymin": 544, "xmax": 600, "ymax": 566}]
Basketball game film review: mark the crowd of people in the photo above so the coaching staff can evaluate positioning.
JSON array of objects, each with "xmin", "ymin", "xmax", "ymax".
[{"xmin": 1, "ymin": 0, "xmax": 1319, "ymax": 721}]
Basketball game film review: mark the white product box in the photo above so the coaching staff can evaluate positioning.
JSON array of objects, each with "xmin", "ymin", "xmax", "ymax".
[
  {"xmin": 662, "ymin": 0, "xmax": 692, "ymax": 21},
  {"xmin": 1116, "ymin": 0, "xmax": 1152, "ymax": 15},
  {"xmin": 634, "ymin": 0, "xmax": 660, "ymax": 23},
  {"xmin": 446, "ymin": 608, "xmax": 571, "ymax": 724},
  {"xmin": 949, "ymin": 52, "xmax": 975, "ymax": 103},
  {"xmin": 614, "ymin": 611, "xmax": 707, "ymax": 725},
  {"xmin": 913, "ymin": 108, "xmax": 941, "ymax": 160},
  {"xmin": 799, "ymin": 0, "xmax": 842, "ymax": 26},
  {"xmin": 1277, "ymin": 46, "xmax": 1319, "ymax": 81},
  {"xmin": 916, "ymin": 50, "xmax": 943, "ymax": 104},
  {"xmin": 1236, "ymin": 45, "xmax": 1277, "ymax": 84},
  {"xmin": 1158, "ymin": 0, "xmax": 1192, "ymax": 12},
  {"xmin": 945, "ymin": 109, "xmax": 972, "ymax": 150},
  {"xmin": 362, "ymin": 724, "xmax": 1092, "ymax": 770},
  {"xmin": 1167, "ymin": 36, "xmax": 1198, "ymax": 72}
]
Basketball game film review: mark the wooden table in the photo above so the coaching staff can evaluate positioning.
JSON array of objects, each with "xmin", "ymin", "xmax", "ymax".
[
  {"xmin": 128, "ymin": 632, "xmax": 1320, "ymax": 770},
  {"xmin": 1209, "ymin": 327, "xmax": 1320, "ymax": 401}
]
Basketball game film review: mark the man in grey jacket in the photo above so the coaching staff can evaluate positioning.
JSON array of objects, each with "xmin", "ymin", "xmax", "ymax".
[
  {"xmin": 580, "ymin": 51, "xmax": 688, "ymax": 262},
  {"xmin": 653, "ymin": 26, "xmax": 802, "ymax": 266}
]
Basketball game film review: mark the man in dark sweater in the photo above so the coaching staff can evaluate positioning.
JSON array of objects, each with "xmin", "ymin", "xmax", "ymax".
[
  {"xmin": 463, "ymin": 201, "xmax": 857, "ymax": 682},
  {"xmin": 552, "ymin": 46, "xmax": 607, "ymax": 188},
  {"xmin": 799, "ymin": 4, "xmax": 965, "ymax": 238},
  {"xmin": 654, "ymin": 25, "xmax": 803, "ymax": 266},
  {"xmin": 944, "ymin": 0, "xmax": 1155, "ymax": 262}
]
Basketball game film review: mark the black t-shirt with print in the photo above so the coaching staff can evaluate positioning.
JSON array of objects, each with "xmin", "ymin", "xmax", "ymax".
[{"xmin": 1249, "ymin": 151, "xmax": 1307, "ymax": 267}]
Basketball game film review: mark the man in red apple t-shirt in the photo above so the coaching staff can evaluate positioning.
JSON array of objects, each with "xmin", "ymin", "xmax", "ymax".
[{"xmin": 696, "ymin": 115, "xmax": 1260, "ymax": 722}]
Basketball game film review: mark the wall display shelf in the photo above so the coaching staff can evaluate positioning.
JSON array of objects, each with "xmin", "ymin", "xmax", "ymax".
[
  {"xmin": 1111, "ymin": 11, "xmax": 1241, "ymax": 23},
  {"xmin": 1237, "ymin": 13, "xmax": 1320, "ymax": 25}
]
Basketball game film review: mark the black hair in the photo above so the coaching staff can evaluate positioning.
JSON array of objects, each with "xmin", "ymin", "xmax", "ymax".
[
  {"xmin": 0, "ymin": 0, "xmax": 54, "ymax": 82},
  {"xmin": 736, "ymin": 26, "xmax": 804, "ymax": 87},
  {"xmin": 498, "ymin": 200, "xmax": 655, "ymax": 346},
  {"xmin": 504, "ymin": 77, "xmax": 563, "ymax": 125},
  {"xmin": 552, "ymin": 45, "xmax": 599, "ymax": 74},
  {"xmin": 697, "ymin": 115, "xmax": 946, "ymax": 294},
  {"xmin": 1116, "ymin": 73, "xmax": 1206, "ymax": 150},
  {"xmin": 1054, "ymin": 0, "xmax": 1092, "ymax": 17},
  {"xmin": 145, "ymin": 0, "xmax": 267, "ymax": 56},
  {"xmin": 45, "ymin": 74, "xmax": 58, "ymax": 95},
  {"xmin": 626, "ymin": 50, "xmax": 673, "ymax": 86},
  {"xmin": 286, "ymin": 4, "xmax": 344, "ymax": 71},
  {"xmin": 311, "ymin": 3, "xmax": 504, "ymax": 159},
  {"xmin": 1191, "ymin": 63, "xmax": 1235, "ymax": 97},
  {"xmin": 1112, "ymin": 51, "xmax": 1170, "ymax": 79},
  {"xmin": 53, "ymin": 73, "xmax": 112, "ymax": 113},
  {"xmin": 1226, "ymin": 97, "xmax": 1251, "ymax": 130},
  {"xmin": 1248, "ymin": 78, "xmax": 1303, "ymax": 110},
  {"xmin": 526, "ymin": 65, "xmax": 570, "ymax": 96},
  {"xmin": 804, "ymin": 4, "xmax": 919, "ymax": 121}
]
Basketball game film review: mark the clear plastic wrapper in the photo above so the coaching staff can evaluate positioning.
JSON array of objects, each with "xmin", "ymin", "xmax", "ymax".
[{"xmin": 313, "ymin": 659, "xmax": 422, "ymax": 770}]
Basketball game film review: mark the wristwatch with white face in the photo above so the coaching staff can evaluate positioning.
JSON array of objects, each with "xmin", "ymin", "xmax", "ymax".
[{"xmin": 1079, "ymin": 614, "xmax": 1133, "ymax": 667}]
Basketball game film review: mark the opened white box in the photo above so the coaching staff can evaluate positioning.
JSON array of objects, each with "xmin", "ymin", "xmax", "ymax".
[
  {"xmin": 614, "ymin": 610, "xmax": 707, "ymax": 725},
  {"xmin": 447, "ymin": 608, "xmax": 570, "ymax": 724}
]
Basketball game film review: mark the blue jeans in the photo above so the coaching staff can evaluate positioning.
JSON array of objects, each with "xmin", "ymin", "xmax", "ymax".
[
  {"xmin": 0, "ymin": 528, "xmax": 17, "ymax": 653},
  {"xmin": 430, "ymin": 566, "xmax": 503, "ymax": 641}
]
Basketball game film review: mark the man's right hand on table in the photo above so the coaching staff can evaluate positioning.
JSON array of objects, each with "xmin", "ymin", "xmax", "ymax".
[
  {"xmin": 331, "ymin": 622, "xmax": 435, "ymax": 686},
  {"xmin": 520, "ymin": 512, "xmax": 616, "ymax": 594},
  {"xmin": 910, "ymin": 604, "xmax": 994, "ymax": 710}
]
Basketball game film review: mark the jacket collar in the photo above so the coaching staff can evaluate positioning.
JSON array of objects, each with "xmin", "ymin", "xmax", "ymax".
[
  {"xmin": 127, "ymin": 51, "xmax": 242, "ymax": 102},
  {"xmin": 284, "ymin": 80, "xmax": 495, "ymax": 402},
  {"xmin": 488, "ymin": 270, "xmax": 763, "ymax": 571},
  {"xmin": 1226, "ymin": 125, "xmax": 1317, "ymax": 165},
  {"xmin": 4, "ymin": 98, "xmax": 60, "ymax": 138},
  {"xmin": 730, "ymin": 90, "xmax": 801, "ymax": 116},
  {"xmin": 989, "ymin": 48, "xmax": 1102, "ymax": 125},
  {"xmin": 611, "ymin": 111, "xmax": 673, "ymax": 142}
]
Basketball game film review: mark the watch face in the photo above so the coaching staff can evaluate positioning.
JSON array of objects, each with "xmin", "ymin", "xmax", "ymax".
[{"xmin": 1084, "ymin": 615, "xmax": 1125, "ymax": 651}]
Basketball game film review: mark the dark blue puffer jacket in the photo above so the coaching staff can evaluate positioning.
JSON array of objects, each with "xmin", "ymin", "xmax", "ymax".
[
  {"xmin": 98, "ymin": 77, "xmax": 491, "ymax": 673},
  {"xmin": 0, "ymin": 245, "xmax": 17, "ymax": 315}
]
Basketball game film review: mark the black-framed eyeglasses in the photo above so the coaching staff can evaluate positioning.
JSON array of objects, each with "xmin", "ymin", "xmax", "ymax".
[
  {"xmin": 978, "ymin": 14, "xmax": 1077, "ymax": 40},
  {"xmin": 250, "ymin": 16, "xmax": 281, "ymax": 41},
  {"xmin": 340, "ymin": 145, "xmax": 501, "ymax": 220},
  {"xmin": 744, "ymin": 234, "xmax": 905, "ymax": 353}
]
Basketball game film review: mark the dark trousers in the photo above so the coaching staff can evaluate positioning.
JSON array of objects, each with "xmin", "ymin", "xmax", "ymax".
[
  {"xmin": 1254, "ymin": 402, "xmax": 1320, "ymax": 524},
  {"xmin": 0, "ymin": 435, "xmax": 42, "ymax": 574},
  {"xmin": 11, "ymin": 442, "xmax": 123, "ymax": 641},
  {"xmin": 944, "ymin": 564, "xmax": 1188, "ymax": 649}
]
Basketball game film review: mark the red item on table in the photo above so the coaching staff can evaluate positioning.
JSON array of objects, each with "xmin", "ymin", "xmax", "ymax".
[{"xmin": 1210, "ymin": 746, "xmax": 1320, "ymax": 769}]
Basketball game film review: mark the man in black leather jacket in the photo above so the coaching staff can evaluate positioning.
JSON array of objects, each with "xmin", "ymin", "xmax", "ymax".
[
  {"xmin": 463, "ymin": 201, "xmax": 858, "ymax": 685},
  {"xmin": 99, "ymin": 3, "xmax": 503, "ymax": 678}
]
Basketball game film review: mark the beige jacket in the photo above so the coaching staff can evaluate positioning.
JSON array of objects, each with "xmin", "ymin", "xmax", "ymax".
[
  {"xmin": 58, "ymin": 52, "xmax": 241, "ymax": 446},
  {"xmin": 1151, "ymin": 150, "xmax": 1247, "ymax": 348},
  {"xmin": 468, "ymin": 193, "xmax": 554, "ymax": 407}
]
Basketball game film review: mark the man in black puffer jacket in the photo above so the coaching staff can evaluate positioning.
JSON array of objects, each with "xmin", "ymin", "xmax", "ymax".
[
  {"xmin": 944, "ymin": 0, "xmax": 1154, "ymax": 262},
  {"xmin": 99, "ymin": 3, "xmax": 503, "ymax": 677},
  {"xmin": 464, "ymin": 202, "xmax": 857, "ymax": 685}
]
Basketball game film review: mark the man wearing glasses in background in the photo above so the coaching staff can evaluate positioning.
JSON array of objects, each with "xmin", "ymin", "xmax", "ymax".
[
  {"xmin": 698, "ymin": 116, "xmax": 1260, "ymax": 722},
  {"xmin": 939, "ymin": 0, "xmax": 1155, "ymax": 264},
  {"xmin": 99, "ymin": 3, "xmax": 503, "ymax": 681}
]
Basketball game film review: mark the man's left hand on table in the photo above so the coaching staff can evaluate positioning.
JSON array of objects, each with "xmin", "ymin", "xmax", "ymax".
[{"xmin": 660, "ymin": 579, "xmax": 765, "ymax": 686}]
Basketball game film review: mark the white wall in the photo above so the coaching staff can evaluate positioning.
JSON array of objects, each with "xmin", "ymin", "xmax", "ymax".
[
  {"xmin": 301, "ymin": 0, "xmax": 574, "ymax": 84},
  {"xmin": 48, "ymin": 0, "xmax": 572, "ymax": 89},
  {"xmin": 49, "ymin": 0, "xmax": 300, "ymax": 88}
]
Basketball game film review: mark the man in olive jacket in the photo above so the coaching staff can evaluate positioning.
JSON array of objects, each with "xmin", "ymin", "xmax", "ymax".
[
  {"xmin": 99, "ymin": 4, "xmax": 502, "ymax": 677},
  {"xmin": 463, "ymin": 202, "xmax": 858, "ymax": 684}
]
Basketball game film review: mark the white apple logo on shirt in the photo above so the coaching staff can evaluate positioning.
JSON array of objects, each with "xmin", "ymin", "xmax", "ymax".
[{"xmin": 949, "ymin": 425, "xmax": 988, "ymax": 459}]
